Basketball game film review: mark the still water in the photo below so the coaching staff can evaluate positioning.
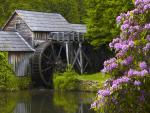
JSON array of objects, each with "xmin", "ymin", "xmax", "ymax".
[{"xmin": 0, "ymin": 90, "xmax": 96, "ymax": 113}]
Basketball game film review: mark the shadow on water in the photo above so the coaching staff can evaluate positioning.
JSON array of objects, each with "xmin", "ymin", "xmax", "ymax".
[{"xmin": 0, "ymin": 90, "xmax": 96, "ymax": 113}]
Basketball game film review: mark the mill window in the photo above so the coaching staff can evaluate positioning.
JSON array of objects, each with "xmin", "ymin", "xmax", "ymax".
[{"xmin": 15, "ymin": 23, "xmax": 21, "ymax": 31}]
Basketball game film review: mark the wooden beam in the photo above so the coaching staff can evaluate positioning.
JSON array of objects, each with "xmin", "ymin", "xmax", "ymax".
[
  {"xmin": 57, "ymin": 45, "xmax": 63, "ymax": 60},
  {"xmin": 65, "ymin": 42, "xmax": 69, "ymax": 65},
  {"xmin": 82, "ymin": 50, "xmax": 92, "ymax": 66},
  {"xmin": 74, "ymin": 50, "xmax": 81, "ymax": 67},
  {"xmin": 83, "ymin": 62, "xmax": 88, "ymax": 72},
  {"xmin": 72, "ymin": 48, "xmax": 80, "ymax": 67},
  {"xmin": 79, "ymin": 42, "xmax": 83, "ymax": 74}
]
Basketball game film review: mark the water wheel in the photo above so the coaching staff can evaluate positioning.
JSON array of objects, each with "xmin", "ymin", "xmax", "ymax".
[{"xmin": 31, "ymin": 41, "xmax": 67, "ymax": 87}]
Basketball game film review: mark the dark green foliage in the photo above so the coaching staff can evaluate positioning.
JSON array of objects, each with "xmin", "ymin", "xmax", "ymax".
[
  {"xmin": 85, "ymin": 0, "xmax": 134, "ymax": 46},
  {"xmin": 0, "ymin": 0, "xmax": 86, "ymax": 28},
  {"xmin": 0, "ymin": 52, "xmax": 18, "ymax": 91},
  {"xmin": 42, "ymin": 0, "xmax": 80, "ymax": 23}
]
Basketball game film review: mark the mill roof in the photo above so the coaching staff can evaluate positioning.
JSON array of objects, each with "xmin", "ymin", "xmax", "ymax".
[
  {"xmin": 15, "ymin": 10, "xmax": 72, "ymax": 32},
  {"xmin": 3, "ymin": 10, "xmax": 87, "ymax": 33},
  {"xmin": 0, "ymin": 31, "xmax": 34, "ymax": 51}
]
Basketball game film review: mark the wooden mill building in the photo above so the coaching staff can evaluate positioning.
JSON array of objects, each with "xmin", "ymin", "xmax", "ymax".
[
  {"xmin": 0, "ymin": 31, "xmax": 34, "ymax": 76},
  {"xmin": 0, "ymin": 10, "xmax": 89, "ymax": 86}
]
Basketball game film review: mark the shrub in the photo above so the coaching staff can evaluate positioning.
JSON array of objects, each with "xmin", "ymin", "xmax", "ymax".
[
  {"xmin": 53, "ymin": 65, "xmax": 80, "ymax": 91},
  {"xmin": 17, "ymin": 77, "xmax": 31, "ymax": 90},
  {"xmin": 0, "ymin": 52, "xmax": 18, "ymax": 91},
  {"xmin": 92, "ymin": 0, "xmax": 150, "ymax": 112}
]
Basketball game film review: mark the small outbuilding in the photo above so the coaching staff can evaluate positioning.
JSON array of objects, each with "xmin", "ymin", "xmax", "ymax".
[{"xmin": 0, "ymin": 31, "xmax": 34, "ymax": 76}]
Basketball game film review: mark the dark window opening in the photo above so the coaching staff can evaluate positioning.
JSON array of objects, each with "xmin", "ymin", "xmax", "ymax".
[{"xmin": 16, "ymin": 23, "xmax": 21, "ymax": 31}]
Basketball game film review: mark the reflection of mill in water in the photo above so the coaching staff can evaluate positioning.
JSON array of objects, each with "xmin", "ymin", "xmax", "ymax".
[
  {"xmin": 14, "ymin": 103, "xmax": 87, "ymax": 113},
  {"xmin": 13, "ymin": 91, "xmax": 94, "ymax": 113},
  {"xmin": 14, "ymin": 103, "xmax": 31, "ymax": 113},
  {"xmin": 78, "ymin": 103, "xmax": 83, "ymax": 113},
  {"xmin": 14, "ymin": 103, "xmax": 85, "ymax": 113}
]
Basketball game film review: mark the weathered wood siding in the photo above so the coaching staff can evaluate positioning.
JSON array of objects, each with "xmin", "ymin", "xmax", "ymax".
[
  {"xmin": 33, "ymin": 32, "xmax": 49, "ymax": 40},
  {"xmin": 8, "ymin": 52, "xmax": 33, "ymax": 76},
  {"xmin": 33, "ymin": 32, "xmax": 49, "ymax": 46},
  {"xmin": 3, "ymin": 13, "xmax": 33, "ymax": 46}
]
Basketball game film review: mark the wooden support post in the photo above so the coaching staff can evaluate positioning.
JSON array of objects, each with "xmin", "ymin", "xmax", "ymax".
[
  {"xmin": 70, "ymin": 42, "xmax": 74, "ymax": 64},
  {"xmin": 62, "ymin": 32, "xmax": 65, "ymax": 41},
  {"xmin": 79, "ymin": 42, "xmax": 83, "ymax": 74},
  {"xmin": 78, "ymin": 33, "xmax": 80, "ymax": 42},
  {"xmin": 65, "ymin": 41, "xmax": 69, "ymax": 65},
  {"xmin": 72, "ymin": 32, "xmax": 75, "ymax": 41},
  {"xmin": 57, "ymin": 33, "xmax": 59, "ymax": 41}
]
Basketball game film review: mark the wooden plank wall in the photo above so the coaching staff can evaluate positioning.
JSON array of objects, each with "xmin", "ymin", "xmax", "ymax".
[
  {"xmin": 3, "ymin": 13, "xmax": 33, "ymax": 46},
  {"xmin": 33, "ymin": 32, "xmax": 49, "ymax": 40},
  {"xmin": 8, "ymin": 52, "xmax": 33, "ymax": 76}
]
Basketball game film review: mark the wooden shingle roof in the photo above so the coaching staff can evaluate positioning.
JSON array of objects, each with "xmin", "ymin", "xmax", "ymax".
[
  {"xmin": 0, "ymin": 31, "xmax": 34, "ymax": 51},
  {"xmin": 15, "ymin": 10, "xmax": 72, "ymax": 32}
]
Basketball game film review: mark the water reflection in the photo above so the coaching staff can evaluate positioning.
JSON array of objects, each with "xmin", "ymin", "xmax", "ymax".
[{"xmin": 0, "ymin": 90, "xmax": 96, "ymax": 113}]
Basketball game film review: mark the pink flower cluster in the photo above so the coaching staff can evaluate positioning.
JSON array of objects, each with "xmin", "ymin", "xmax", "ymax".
[
  {"xmin": 135, "ymin": 0, "xmax": 150, "ymax": 12},
  {"xmin": 109, "ymin": 39, "xmax": 134, "ymax": 52},
  {"xmin": 102, "ymin": 58, "xmax": 118, "ymax": 72},
  {"xmin": 121, "ymin": 56, "xmax": 133, "ymax": 66},
  {"xmin": 134, "ymin": 80, "xmax": 141, "ymax": 86},
  {"xmin": 112, "ymin": 76, "xmax": 131, "ymax": 89},
  {"xmin": 143, "ymin": 43, "xmax": 150, "ymax": 52},
  {"xmin": 98, "ymin": 89, "xmax": 111, "ymax": 97},
  {"xmin": 128, "ymin": 69, "xmax": 148, "ymax": 77}
]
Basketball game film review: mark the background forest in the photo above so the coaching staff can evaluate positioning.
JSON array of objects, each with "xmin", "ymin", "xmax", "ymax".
[{"xmin": 0, "ymin": 0, "xmax": 133, "ymax": 46}]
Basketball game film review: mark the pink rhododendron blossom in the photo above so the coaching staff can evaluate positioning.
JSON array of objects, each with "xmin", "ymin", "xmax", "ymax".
[
  {"xmin": 144, "ymin": 23, "xmax": 150, "ymax": 29},
  {"xmin": 121, "ymin": 56, "xmax": 133, "ymax": 66},
  {"xmin": 140, "ymin": 69, "xmax": 148, "ymax": 76},
  {"xmin": 134, "ymin": 80, "xmax": 141, "ymax": 86},
  {"xmin": 139, "ymin": 61, "xmax": 147, "ymax": 70},
  {"xmin": 98, "ymin": 89, "xmax": 111, "ymax": 97},
  {"xmin": 146, "ymin": 35, "xmax": 150, "ymax": 41}
]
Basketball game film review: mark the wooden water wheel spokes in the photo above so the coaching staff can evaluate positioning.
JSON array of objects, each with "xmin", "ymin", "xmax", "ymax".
[
  {"xmin": 40, "ymin": 43, "xmax": 54, "ymax": 86},
  {"xmin": 38, "ymin": 41, "xmax": 67, "ymax": 86}
]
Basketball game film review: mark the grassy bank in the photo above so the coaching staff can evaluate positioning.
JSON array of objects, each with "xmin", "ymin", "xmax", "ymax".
[
  {"xmin": 53, "ymin": 68, "xmax": 110, "ymax": 92},
  {"xmin": 77, "ymin": 73, "xmax": 110, "ymax": 92}
]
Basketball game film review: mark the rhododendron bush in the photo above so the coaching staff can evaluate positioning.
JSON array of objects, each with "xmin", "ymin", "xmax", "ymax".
[{"xmin": 92, "ymin": 0, "xmax": 150, "ymax": 112}]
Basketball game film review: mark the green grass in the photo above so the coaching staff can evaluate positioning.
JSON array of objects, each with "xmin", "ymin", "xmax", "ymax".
[
  {"xmin": 54, "ymin": 72, "xmax": 110, "ymax": 82},
  {"xmin": 53, "ymin": 71, "xmax": 110, "ymax": 91},
  {"xmin": 78, "ymin": 73, "xmax": 110, "ymax": 81}
]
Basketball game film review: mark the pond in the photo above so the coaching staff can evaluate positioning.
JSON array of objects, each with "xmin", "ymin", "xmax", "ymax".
[{"xmin": 0, "ymin": 90, "xmax": 96, "ymax": 113}]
